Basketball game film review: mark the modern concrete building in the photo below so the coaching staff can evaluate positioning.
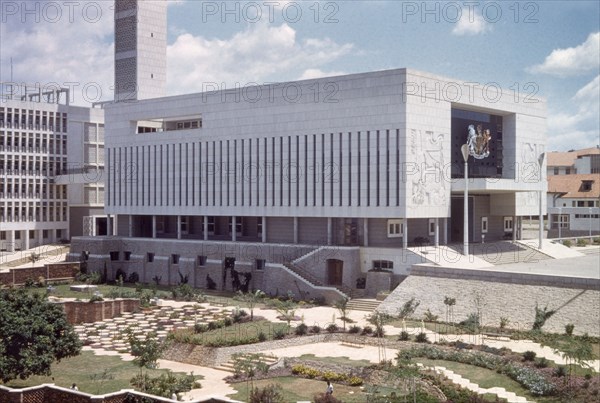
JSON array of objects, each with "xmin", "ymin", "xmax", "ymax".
[
  {"xmin": 0, "ymin": 82, "xmax": 106, "ymax": 253},
  {"xmin": 68, "ymin": 0, "xmax": 547, "ymax": 301},
  {"xmin": 547, "ymin": 147, "xmax": 600, "ymax": 237}
]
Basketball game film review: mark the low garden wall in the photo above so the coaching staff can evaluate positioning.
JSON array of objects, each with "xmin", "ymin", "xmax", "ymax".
[
  {"xmin": 57, "ymin": 299, "xmax": 140, "ymax": 324},
  {"xmin": 0, "ymin": 262, "xmax": 80, "ymax": 287}
]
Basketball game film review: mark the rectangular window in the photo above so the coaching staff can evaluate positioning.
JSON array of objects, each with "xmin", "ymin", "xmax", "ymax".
[
  {"xmin": 255, "ymin": 259, "xmax": 265, "ymax": 271},
  {"xmin": 257, "ymin": 217, "xmax": 263, "ymax": 237},
  {"xmin": 147, "ymin": 253, "xmax": 155, "ymax": 263},
  {"xmin": 207, "ymin": 216, "xmax": 215, "ymax": 235},
  {"xmin": 228, "ymin": 216, "xmax": 242, "ymax": 235},
  {"xmin": 124, "ymin": 251, "xmax": 131, "ymax": 261},
  {"xmin": 198, "ymin": 255, "xmax": 207, "ymax": 266},
  {"xmin": 171, "ymin": 254, "xmax": 180, "ymax": 264},
  {"xmin": 110, "ymin": 251, "xmax": 119, "ymax": 261},
  {"xmin": 373, "ymin": 260, "xmax": 393, "ymax": 271},
  {"xmin": 29, "ymin": 230, "xmax": 35, "ymax": 239},
  {"xmin": 503, "ymin": 217, "xmax": 513, "ymax": 232},
  {"xmin": 428, "ymin": 218, "xmax": 436, "ymax": 236},
  {"xmin": 481, "ymin": 217, "xmax": 488, "ymax": 233},
  {"xmin": 387, "ymin": 219, "xmax": 403, "ymax": 238},
  {"xmin": 180, "ymin": 216, "xmax": 188, "ymax": 234},
  {"xmin": 565, "ymin": 168, "xmax": 571, "ymax": 175},
  {"xmin": 553, "ymin": 167, "xmax": 559, "ymax": 175}
]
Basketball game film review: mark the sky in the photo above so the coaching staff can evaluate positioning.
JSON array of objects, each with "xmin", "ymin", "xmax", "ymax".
[{"xmin": 0, "ymin": 0, "xmax": 598, "ymax": 151}]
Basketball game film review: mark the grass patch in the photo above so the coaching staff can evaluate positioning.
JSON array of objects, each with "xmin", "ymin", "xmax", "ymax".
[
  {"xmin": 297, "ymin": 354, "xmax": 373, "ymax": 368},
  {"xmin": 170, "ymin": 320, "xmax": 289, "ymax": 346},
  {"xmin": 227, "ymin": 376, "xmax": 384, "ymax": 402},
  {"xmin": 2, "ymin": 351, "xmax": 196, "ymax": 395}
]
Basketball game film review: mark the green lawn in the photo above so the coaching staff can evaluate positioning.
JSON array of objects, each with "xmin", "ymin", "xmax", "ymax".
[
  {"xmin": 297, "ymin": 354, "xmax": 373, "ymax": 368},
  {"xmin": 227, "ymin": 376, "xmax": 394, "ymax": 402},
  {"xmin": 2, "ymin": 351, "xmax": 199, "ymax": 395}
]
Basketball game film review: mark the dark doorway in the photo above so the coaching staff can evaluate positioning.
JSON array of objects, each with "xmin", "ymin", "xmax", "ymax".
[
  {"xmin": 223, "ymin": 257, "xmax": 236, "ymax": 291},
  {"xmin": 96, "ymin": 217, "xmax": 108, "ymax": 236},
  {"xmin": 344, "ymin": 219, "xmax": 358, "ymax": 246},
  {"xmin": 450, "ymin": 196, "xmax": 474, "ymax": 243},
  {"xmin": 327, "ymin": 259, "xmax": 343, "ymax": 286}
]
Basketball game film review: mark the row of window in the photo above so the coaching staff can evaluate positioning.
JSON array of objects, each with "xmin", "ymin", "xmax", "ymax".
[
  {"xmin": 0, "ymin": 229, "xmax": 59, "ymax": 240},
  {"xmin": 106, "ymin": 251, "xmax": 266, "ymax": 270},
  {"xmin": 0, "ymin": 108, "xmax": 68, "ymax": 133}
]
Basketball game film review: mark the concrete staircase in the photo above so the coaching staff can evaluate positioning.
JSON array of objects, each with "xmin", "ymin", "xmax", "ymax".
[
  {"xmin": 213, "ymin": 353, "xmax": 279, "ymax": 373},
  {"xmin": 282, "ymin": 262, "xmax": 351, "ymax": 298},
  {"xmin": 3, "ymin": 245, "xmax": 70, "ymax": 267},
  {"xmin": 346, "ymin": 298, "xmax": 381, "ymax": 312}
]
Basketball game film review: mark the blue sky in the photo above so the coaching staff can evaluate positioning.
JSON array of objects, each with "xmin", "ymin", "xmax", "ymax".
[{"xmin": 1, "ymin": 0, "xmax": 598, "ymax": 151}]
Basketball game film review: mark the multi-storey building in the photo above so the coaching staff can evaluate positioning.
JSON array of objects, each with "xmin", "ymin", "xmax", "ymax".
[
  {"xmin": 547, "ymin": 147, "xmax": 600, "ymax": 237},
  {"xmin": 0, "ymin": 83, "xmax": 105, "ymax": 253},
  {"xmin": 69, "ymin": 0, "xmax": 546, "ymax": 301}
]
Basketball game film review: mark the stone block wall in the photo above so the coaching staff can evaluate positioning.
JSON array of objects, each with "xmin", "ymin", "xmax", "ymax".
[
  {"xmin": 378, "ymin": 270, "xmax": 600, "ymax": 336},
  {"xmin": 0, "ymin": 262, "xmax": 80, "ymax": 286}
]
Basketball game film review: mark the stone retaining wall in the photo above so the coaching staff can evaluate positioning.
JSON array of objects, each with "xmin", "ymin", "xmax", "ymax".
[{"xmin": 378, "ymin": 273, "xmax": 600, "ymax": 336}]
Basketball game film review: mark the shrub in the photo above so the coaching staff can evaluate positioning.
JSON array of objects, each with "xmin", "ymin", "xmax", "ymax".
[
  {"xmin": 273, "ymin": 328, "xmax": 286, "ymax": 340},
  {"xmin": 423, "ymin": 309, "xmax": 439, "ymax": 322},
  {"xmin": 194, "ymin": 324, "xmax": 209, "ymax": 333},
  {"xmin": 555, "ymin": 366, "xmax": 567, "ymax": 377},
  {"xmin": 535, "ymin": 357, "xmax": 549, "ymax": 368},
  {"xmin": 127, "ymin": 272, "xmax": 139, "ymax": 283},
  {"xmin": 313, "ymin": 393, "xmax": 343, "ymax": 403},
  {"xmin": 326, "ymin": 323, "xmax": 338, "ymax": 333},
  {"xmin": 593, "ymin": 237, "xmax": 600, "ymax": 245},
  {"xmin": 258, "ymin": 332, "xmax": 267, "ymax": 342},
  {"xmin": 397, "ymin": 297, "xmax": 420, "ymax": 319},
  {"xmin": 232, "ymin": 308, "xmax": 248, "ymax": 323},
  {"xmin": 348, "ymin": 325, "xmax": 361, "ymax": 334},
  {"xmin": 565, "ymin": 323, "xmax": 575, "ymax": 336},
  {"xmin": 500, "ymin": 316, "xmax": 510, "ymax": 329},
  {"xmin": 89, "ymin": 295, "xmax": 104, "ymax": 303},
  {"xmin": 576, "ymin": 238, "xmax": 588, "ymax": 247},
  {"xmin": 459, "ymin": 313, "xmax": 480, "ymax": 332},
  {"xmin": 415, "ymin": 332, "xmax": 429, "ymax": 343},
  {"xmin": 295, "ymin": 323, "xmax": 308, "ymax": 336},
  {"xmin": 249, "ymin": 384, "xmax": 284, "ymax": 403},
  {"xmin": 398, "ymin": 331, "xmax": 410, "ymax": 341},
  {"xmin": 347, "ymin": 376, "xmax": 364, "ymax": 386},
  {"xmin": 523, "ymin": 351, "xmax": 537, "ymax": 361},
  {"xmin": 361, "ymin": 326, "xmax": 373, "ymax": 335},
  {"xmin": 223, "ymin": 317, "xmax": 233, "ymax": 327},
  {"xmin": 310, "ymin": 325, "xmax": 321, "ymax": 334},
  {"xmin": 562, "ymin": 239, "xmax": 572, "ymax": 248}
]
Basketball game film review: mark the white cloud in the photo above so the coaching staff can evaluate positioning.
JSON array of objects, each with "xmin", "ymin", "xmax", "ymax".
[
  {"xmin": 298, "ymin": 69, "xmax": 347, "ymax": 80},
  {"xmin": 451, "ymin": 13, "xmax": 490, "ymax": 36},
  {"xmin": 528, "ymin": 32, "xmax": 600, "ymax": 76},
  {"xmin": 167, "ymin": 23, "xmax": 353, "ymax": 95},
  {"xmin": 548, "ymin": 75, "xmax": 600, "ymax": 150}
]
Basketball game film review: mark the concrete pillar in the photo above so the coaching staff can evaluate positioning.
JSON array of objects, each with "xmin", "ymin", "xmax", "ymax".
[
  {"xmin": 402, "ymin": 219, "xmax": 408, "ymax": 249},
  {"xmin": 327, "ymin": 217, "xmax": 332, "ymax": 245},
  {"xmin": 293, "ymin": 217, "xmax": 298, "ymax": 244},
  {"xmin": 203, "ymin": 216, "xmax": 208, "ymax": 241},
  {"xmin": 443, "ymin": 217, "xmax": 448, "ymax": 245},
  {"xmin": 434, "ymin": 218, "xmax": 439, "ymax": 247},
  {"xmin": 151, "ymin": 215, "xmax": 156, "ymax": 238},
  {"xmin": 176, "ymin": 215, "xmax": 181, "ymax": 240},
  {"xmin": 6, "ymin": 230, "xmax": 15, "ymax": 253},
  {"xmin": 231, "ymin": 216, "xmax": 236, "ymax": 242},
  {"xmin": 363, "ymin": 218, "xmax": 369, "ymax": 247},
  {"xmin": 107, "ymin": 214, "xmax": 113, "ymax": 236},
  {"xmin": 24, "ymin": 230, "xmax": 30, "ymax": 251},
  {"xmin": 128, "ymin": 215, "xmax": 133, "ymax": 237},
  {"xmin": 261, "ymin": 216, "xmax": 267, "ymax": 243},
  {"xmin": 512, "ymin": 215, "xmax": 517, "ymax": 242}
]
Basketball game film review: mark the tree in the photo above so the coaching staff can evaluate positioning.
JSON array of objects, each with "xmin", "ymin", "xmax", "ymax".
[
  {"xmin": 234, "ymin": 289, "xmax": 265, "ymax": 321},
  {"xmin": 334, "ymin": 296, "xmax": 352, "ymax": 331},
  {"xmin": 443, "ymin": 296, "xmax": 456, "ymax": 323},
  {"xmin": 0, "ymin": 289, "xmax": 82, "ymax": 382},
  {"xmin": 274, "ymin": 300, "xmax": 297, "ymax": 333},
  {"xmin": 532, "ymin": 304, "xmax": 556, "ymax": 331},
  {"xmin": 397, "ymin": 298, "xmax": 420, "ymax": 319},
  {"xmin": 232, "ymin": 353, "xmax": 269, "ymax": 396},
  {"xmin": 29, "ymin": 252, "xmax": 41, "ymax": 267},
  {"xmin": 556, "ymin": 337, "xmax": 595, "ymax": 381},
  {"xmin": 127, "ymin": 330, "xmax": 169, "ymax": 392}
]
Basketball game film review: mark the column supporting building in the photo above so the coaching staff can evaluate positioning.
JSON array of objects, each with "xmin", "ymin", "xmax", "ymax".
[
  {"xmin": 151, "ymin": 215, "xmax": 156, "ymax": 238},
  {"xmin": 293, "ymin": 217, "xmax": 298, "ymax": 244},
  {"xmin": 203, "ymin": 216, "xmax": 208, "ymax": 241},
  {"xmin": 262, "ymin": 216, "xmax": 267, "ymax": 243},
  {"xmin": 176, "ymin": 215, "xmax": 181, "ymax": 240},
  {"xmin": 402, "ymin": 219, "xmax": 408, "ymax": 249},
  {"xmin": 434, "ymin": 218, "xmax": 439, "ymax": 247},
  {"xmin": 232, "ymin": 216, "xmax": 236, "ymax": 242},
  {"xmin": 363, "ymin": 218, "xmax": 369, "ymax": 247},
  {"xmin": 327, "ymin": 218, "xmax": 332, "ymax": 245}
]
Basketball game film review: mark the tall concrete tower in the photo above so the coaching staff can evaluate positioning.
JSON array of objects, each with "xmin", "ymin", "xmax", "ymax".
[{"xmin": 114, "ymin": 0, "xmax": 167, "ymax": 101}]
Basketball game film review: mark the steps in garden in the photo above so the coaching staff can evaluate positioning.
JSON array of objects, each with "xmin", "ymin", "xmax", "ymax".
[
  {"xmin": 213, "ymin": 353, "xmax": 279, "ymax": 373},
  {"xmin": 431, "ymin": 366, "xmax": 534, "ymax": 403},
  {"xmin": 346, "ymin": 298, "xmax": 381, "ymax": 312},
  {"xmin": 579, "ymin": 247, "xmax": 600, "ymax": 255}
]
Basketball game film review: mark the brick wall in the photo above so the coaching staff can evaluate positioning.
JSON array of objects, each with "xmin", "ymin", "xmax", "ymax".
[
  {"xmin": 0, "ymin": 262, "xmax": 79, "ymax": 287},
  {"xmin": 58, "ymin": 299, "xmax": 140, "ymax": 324}
]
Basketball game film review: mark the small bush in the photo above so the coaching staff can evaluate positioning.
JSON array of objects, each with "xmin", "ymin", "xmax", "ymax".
[
  {"xmin": 249, "ymin": 384, "xmax": 284, "ymax": 403},
  {"xmin": 326, "ymin": 323, "xmax": 338, "ymax": 333},
  {"xmin": 398, "ymin": 331, "xmax": 410, "ymax": 341},
  {"xmin": 194, "ymin": 324, "xmax": 208, "ymax": 333},
  {"xmin": 576, "ymin": 238, "xmax": 588, "ymax": 247},
  {"xmin": 89, "ymin": 295, "xmax": 104, "ymax": 303},
  {"xmin": 310, "ymin": 325, "xmax": 321, "ymax": 334},
  {"xmin": 565, "ymin": 323, "xmax": 575, "ymax": 336},
  {"xmin": 415, "ymin": 332, "xmax": 429, "ymax": 343},
  {"xmin": 423, "ymin": 309, "xmax": 439, "ymax": 322},
  {"xmin": 258, "ymin": 331, "xmax": 267, "ymax": 342},
  {"xmin": 223, "ymin": 317, "xmax": 233, "ymax": 327},
  {"xmin": 348, "ymin": 376, "xmax": 364, "ymax": 386},
  {"xmin": 273, "ymin": 328, "xmax": 286, "ymax": 340},
  {"xmin": 555, "ymin": 366, "xmax": 567, "ymax": 377},
  {"xmin": 295, "ymin": 323, "xmax": 308, "ymax": 336},
  {"xmin": 593, "ymin": 237, "xmax": 600, "ymax": 245},
  {"xmin": 562, "ymin": 239, "xmax": 572, "ymax": 248},
  {"xmin": 348, "ymin": 325, "xmax": 361, "ymax": 334},
  {"xmin": 361, "ymin": 326, "xmax": 373, "ymax": 335},
  {"xmin": 535, "ymin": 357, "xmax": 549, "ymax": 368},
  {"xmin": 523, "ymin": 350, "xmax": 537, "ymax": 361},
  {"xmin": 127, "ymin": 272, "xmax": 139, "ymax": 283}
]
